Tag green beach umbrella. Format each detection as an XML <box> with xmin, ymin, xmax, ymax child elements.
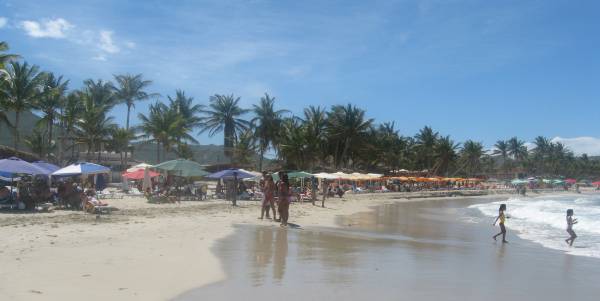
<box><xmin>510</xmin><ymin>179</ymin><xmax>529</xmax><ymax>185</ymax></box>
<box><xmin>154</xmin><ymin>159</ymin><xmax>209</xmax><ymax>177</ymax></box>
<box><xmin>271</xmin><ymin>171</ymin><xmax>314</xmax><ymax>182</ymax></box>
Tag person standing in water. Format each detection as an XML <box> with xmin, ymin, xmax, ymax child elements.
<box><xmin>493</xmin><ymin>204</ymin><xmax>509</xmax><ymax>243</ymax></box>
<box><xmin>277</xmin><ymin>171</ymin><xmax>290</xmax><ymax>227</ymax></box>
<box><xmin>565</xmin><ymin>209</ymin><xmax>578</xmax><ymax>246</ymax></box>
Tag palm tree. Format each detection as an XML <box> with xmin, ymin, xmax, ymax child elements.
<box><xmin>76</xmin><ymin>90</ymin><xmax>116</xmax><ymax>161</ymax></box>
<box><xmin>24</xmin><ymin>128</ymin><xmax>54</xmax><ymax>158</ymax></box>
<box><xmin>531</xmin><ymin>136</ymin><xmax>551</xmax><ymax>174</ymax></box>
<box><xmin>1</xmin><ymin>61</ymin><xmax>45</xmax><ymax>152</ymax></box>
<box><xmin>251</xmin><ymin>93</ymin><xmax>288</xmax><ymax>171</ymax></box>
<box><xmin>106</xmin><ymin>127</ymin><xmax>136</xmax><ymax>170</ymax></box>
<box><xmin>279</xmin><ymin>117</ymin><xmax>310</xmax><ymax>170</ymax></box>
<box><xmin>507</xmin><ymin>137</ymin><xmax>528</xmax><ymax>164</ymax></box>
<box><xmin>113</xmin><ymin>74</ymin><xmax>156</xmax><ymax>130</ymax></box>
<box><xmin>460</xmin><ymin>140</ymin><xmax>484</xmax><ymax>177</ymax></box>
<box><xmin>414</xmin><ymin>126</ymin><xmax>439</xmax><ymax>171</ymax></box>
<box><xmin>233</xmin><ymin>129</ymin><xmax>257</xmax><ymax>166</ymax></box>
<box><xmin>168</xmin><ymin>89</ymin><xmax>203</xmax><ymax>135</ymax></box>
<box><xmin>60</xmin><ymin>91</ymin><xmax>83</xmax><ymax>163</ymax></box>
<box><xmin>199</xmin><ymin>94</ymin><xmax>250</xmax><ymax>160</ymax></box>
<box><xmin>493</xmin><ymin>140</ymin><xmax>509</xmax><ymax>174</ymax></box>
<box><xmin>432</xmin><ymin>136</ymin><xmax>459</xmax><ymax>176</ymax></box>
<box><xmin>303</xmin><ymin>105</ymin><xmax>327</xmax><ymax>168</ymax></box>
<box><xmin>138</xmin><ymin>102</ymin><xmax>196</xmax><ymax>162</ymax></box>
<box><xmin>326</xmin><ymin>104</ymin><xmax>373</xmax><ymax>168</ymax></box>
<box><xmin>0</xmin><ymin>96</ymin><xmax>12</xmax><ymax>129</ymax></box>
<box><xmin>0</xmin><ymin>41</ymin><xmax>20</xmax><ymax>73</ymax></box>
<box><xmin>36</xmin><ymin>72</ymin><xmax>69</xmax><ymax>159</ymax></box>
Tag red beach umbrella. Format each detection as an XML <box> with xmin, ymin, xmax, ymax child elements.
<box><xmin>592</xmin><ymin>181</ymin><xmax>600</xmax><ymax>187</ymax></box>
<box><xmin>565</xmin><ymin>179</ymin><xmax>577</xmax><ymax>184</ymax></box>
<box><xmin>122</xmin><ymin>169</ymin><xmax>160</xmax><ymax>180</ymax></box>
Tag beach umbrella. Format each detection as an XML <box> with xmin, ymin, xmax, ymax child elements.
<box><xmin>592</xmin><ymin>181</ymin><xmax>600</xmax><ymax>187</ymax></box>
<box><xmin>154</xmin><ymin>159</ymin><xmax>209</xmax><ymax>177</ymax></box>
<box><xmin>313</xmin><ymin>172</ymin><xmax>338</xmax><ymax>180</ymax></box>
<box><xmin>122</xmin><ymin>168</ymin><xmax>160</xmax><ymax>180</ymax></box>
<box><xmin>565</xmin><ymin>179</ymin><xmax>577</xmax><ymax>184</ymax></box>
<box><xmin>127</xmin><ymin>163</ymin><xmax>154</xmax><ymax>172</ymax></box>
<box><xmin>511</xmin><ymin>179</ymin><xmax>529</xmax><ymax>185</ymax></box>
<box><xmin>32</xmin><ymin>161</ymin><xmax>60</xmax><ymax>173</ymax></box>
<box><xmin>271</xmin><ymin>171</ymin><xmax>314</xmax><ymax>182</ymax></box>
<box><xmin>552</xmin><ymin>179</ymin><xmax>565</xmax><ymax>185</ymax></box>
<box><xmin>52</xmin><ymin>162</ymin><xmax>110</xmax><ymax>176</ymax></box>
<box><xmin>0</xmin><ymin>157</ymin><xmax>50</xmax><ymax>176</ymax></box>
<box><xmin>206</xmin><ymin>168</ymin><xmax>256</xmax><ymax>179</ymax></box>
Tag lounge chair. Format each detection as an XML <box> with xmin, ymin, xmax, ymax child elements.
<box><xmin>84</xmin><ymin>201</ymin><xmax>114</xmax><ymax>214</ymax></box>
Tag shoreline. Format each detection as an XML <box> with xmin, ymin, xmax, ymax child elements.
<box><xmin>0</xmin><ymin>190</ymin><xmax>591</xmax><ymax>300</ymax></box>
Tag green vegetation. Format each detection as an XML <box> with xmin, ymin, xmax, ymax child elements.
<box><xmin>1</xmin><ymin>40</ymin><xmax>599</xmax><ymax>179</ymax></box>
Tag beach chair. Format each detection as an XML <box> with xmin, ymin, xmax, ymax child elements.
<box><xmin>84</xmin><ymin>200</ymin><xmax>115</xmax><ymax>214</ymax></box>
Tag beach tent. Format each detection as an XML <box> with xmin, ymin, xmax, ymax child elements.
<box><xmin>52</xmin><ymin>162</ymin><xmax>110</xmax><ymax>176</ymax></box>
<box><xmin>0</xmin><ymin>157</ymin><xmax>50</xmax><ymax>176</ymax></box>
<box><xmin>206</xmin><ymin>168</ymin><xmax>256</xmax><ymax>179</ymax></box>
<box><xmin>127</xmin><ymin>163</ymin><xmax>154</xmax><ymax>172</ymax></box>
<box><xmin>154</xmin><ymin>159</ymin><xmax>209</xmax><ymax>177</ymax></box>
<box><xmin>122</xmin><ymin>168</ymin><xmax>160</xmax><ymax>180</ymax></box>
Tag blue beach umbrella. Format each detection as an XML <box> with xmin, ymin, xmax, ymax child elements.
<box><xmin>52</xmin><ymin>162</ymin><xmax>110</xmax><ymax>176</ymax></box>
<box><xmin>0</xmin><ymin>157</ymin><xmax>49</xmax><ymax>176</ymax></box>
<box><xmin>206</xmin><ymin>168</ymin><xmax>256</xmax><ymax>179</ymax></box>
<box><xmin>32</xmin><ymin>161</ymin><xmax>60</xmax><ymax>173</ymax></box>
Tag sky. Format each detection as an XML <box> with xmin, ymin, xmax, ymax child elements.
<box><xmin>1</xmin><ymin>0</ymin><xmax>599</xmax><ymax>154</ymax></box>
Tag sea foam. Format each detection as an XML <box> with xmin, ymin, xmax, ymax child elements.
<box><xmin>470</xmin><ymin>194</ymin><xmax>600</xmax><ymax>258</ymax></box>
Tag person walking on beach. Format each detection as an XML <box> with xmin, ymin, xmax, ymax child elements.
<box><xmin>277</xmin><ymin>171</ymin><xmax>290</xmax><ymax>227</ymax></box>
<box><xmin>565</xmin><ymin>209</ymin><xmax>578</xmax><ymax>246</ymax></box>
<box><xmin>493</xmin><ymin>204</ymin><xmax>509</xmax><ymax>243</ymax></box>
<box><xmin>261</xmin><ymin>174</ymin><xmax>277</xmax><ymax>220</ymax></box>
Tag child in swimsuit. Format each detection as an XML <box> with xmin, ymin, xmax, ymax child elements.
<box><xmin>493</xmin><ymin>204</ymin><xmax>508</xmax><ymax>243</ymax></box>
<box><xmin>565</xmin><ymin>209</ymin><xmax>578</xmax><ymax>246</ymax></box>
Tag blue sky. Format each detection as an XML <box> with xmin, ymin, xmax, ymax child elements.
<box><xmin>1</xmin><ymin>0</ymin><xmax>599</xmax><ymax>154</ymax></box>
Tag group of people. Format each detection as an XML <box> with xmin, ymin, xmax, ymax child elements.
<box><xmin>492</xmin><ymin>204</ymin><xmax>579</xmax><ymax>246</ymax></box>
<box><xmin>259</xmin><ymin>171</ymin><xmax>291</xmax><ymax>227</ymax></box>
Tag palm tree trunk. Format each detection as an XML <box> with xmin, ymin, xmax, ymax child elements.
<box><xmin>47</xmin><ymin>115</ymin><xmax>53</xmax><ymax>160</ymax></box>
<box><xmin>13</xmin><ymin>111</ymin><xmax>20</xmax><ymax>153</ymax></box>
<box><xmin>126</xmin><ymin>104</ymin><xmax>131</xmax><ymax>130</ymax></box>
<box><xmin>259</xmin><ymin>147</ymin><xmax>264</xmax><ymax>171</ymax></box>
<box><xmin>156</xmin><ymin>142</ymin><xmax>160</xmax><ymax>163</ymax></box>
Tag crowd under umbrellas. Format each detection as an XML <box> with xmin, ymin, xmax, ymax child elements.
<box><xmin>3</xmin><ymin>153</ymin><xmax>591</xmax><ymax>218</ymax></box>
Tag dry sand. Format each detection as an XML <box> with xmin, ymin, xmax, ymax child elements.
<box><xmin>0</xmin><ymin>193</ymin><xmax>397</xmax><ymax>300</ymax></box>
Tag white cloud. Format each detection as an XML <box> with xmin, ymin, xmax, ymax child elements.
<box><xmin>0</xmin><ymin>17</ymin><xmax>7</xmax><ymax>28</ymax></box>
<box><xmin>125</xmin><ymin>41</ymin><xmax>136</xmax><ymax>49</ymax></box>
<box><xmin>92</xmin><ymin>54</ymin><xmax>107</xmax><ymax>61</ymax></box>
<box><xmin>21</xmin><ymin>18</ymin><xmax>73</xmax><ymax>38</ymax></box>
<box><xmin>98</xmin><ymin>30</ymin><xmax>120</xmax><ymax>54</ymax></box>
<box><xmin>551</xmin><ymin>137</ymin><xmax>600</xmax><ymax>156</ymax></box>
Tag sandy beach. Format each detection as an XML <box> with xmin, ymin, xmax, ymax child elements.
<box><xmin>0</xmin><ymin>193</ymin><xmax>396</xmax><ymax>300</ymax></box>
<box><xmin>1</xmin><ymin>190</ymin><xmax>598</xmax><ymax>300</ymax></box>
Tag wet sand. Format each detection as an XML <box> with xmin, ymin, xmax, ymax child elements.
<box><xmin>176</xmin><ymin>197</ymin><xmax>600</xmax><ymax>300</ymax></box>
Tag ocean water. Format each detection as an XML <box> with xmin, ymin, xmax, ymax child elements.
<box><xmin>470</xmin><ymin>194</ymin><xmax>600</xmax><ymax>258</ymax></box>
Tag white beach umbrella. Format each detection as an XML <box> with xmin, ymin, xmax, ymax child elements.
<box><xmin>313</xmin><ymin>172</ymin><xmax>338</xmax><ymax>179</ymax></box>
<box><xmin>127</xmin><ymin>163</ymin><xmax>154</xmax><ymax>172</ymax></box>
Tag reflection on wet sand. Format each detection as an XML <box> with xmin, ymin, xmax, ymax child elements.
<box><xmin>176</xmin><ymin>198</ymin><xmax>600</xmax><ymax>301</ymax></box>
